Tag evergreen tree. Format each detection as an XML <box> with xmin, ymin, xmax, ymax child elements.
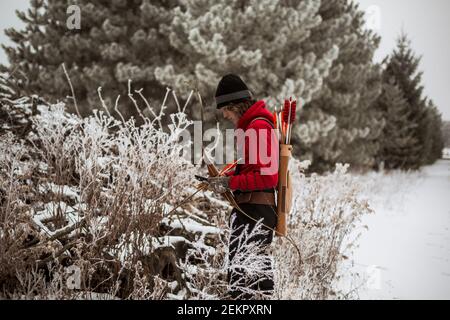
<box><xmin>1</xmin><ymin>0</ymin><xmax>179</xmax><ymax>118</ymax></box>
<box><xmin>294</xmin><ymin>0</ymin><xmax>384</xmax><ymax>172</ymax></box>
<box><xmin>422</xmin><ymin>100</ymin><xmax>444</xmax><ymax>164</ymax></box>
<box><xmin>381</xmin><ymin>33</ymin><xmax>429</xmax><ymax>168</ymax></box>
<box><xmin>442</xmin><ymin>121</ymin><xmax>450</xmax><ymax>148</ymax></box>
<box><xmin>1</xmin><ymin>0</ymin><xmax>49</xmax><ymax>98</ymax></box>
<box><xmin>376</xmin><ymin>80</ymin><xmax>420</xmax><ymax>170</ymax></box>
<box><xmin>158</xmin><ymin>0</ymin><xmax>339</xmax><ymax>122</ymax></box>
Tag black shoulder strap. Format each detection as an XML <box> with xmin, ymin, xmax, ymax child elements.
<box><xmin>250</xmin><ymin>117</ymin><xmax>275</xmax><ymax>129</ymax></box>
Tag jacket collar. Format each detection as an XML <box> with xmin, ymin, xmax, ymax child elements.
<box><xmin>237</xmin><ymin>100</ymin><xmax>272</xmax><ymax>130</ymax></box>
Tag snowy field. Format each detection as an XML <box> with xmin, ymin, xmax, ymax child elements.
<box><xmin>443</xmin><ymin>148</ymin><xmax>450</xmax><ymax>160</ymax></box>
<box><xmin>350</xmin><ymin>159</ymin><xmax>450</xmax><ymax>299</ymax></box>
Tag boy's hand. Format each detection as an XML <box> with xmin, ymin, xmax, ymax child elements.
<box><xmin>207</xmin><ymin>176</ymin><xmax>231</xmax><ymax>194</ymax></box>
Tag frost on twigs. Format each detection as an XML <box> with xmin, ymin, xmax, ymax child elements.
<box><xmin>1</xmin><ymin>95</ymin><xmax>372</xmax><ymax>300</ymax></box>
<box><xmin>178</xmin><ymin>215</ymin><xmax>275</xmax><ymax>300</ymax></box>
<box><xmin>273</xmin><ymin>161</ymin><xmax>372</xmax><ymax>299</ymax></box>
<box><xmin>0</xmin><ymin>95</ymin><xmax>206</xmax><ymax>299</ymax></box>
<box><xmin>178</xmin><ymin>160</ymin><xmax>372</xmax><ymax>300</ymax></box>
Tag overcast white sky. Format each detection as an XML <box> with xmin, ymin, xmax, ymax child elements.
<box><xmin>356</xmin><ymin>0</ymin><xmax>450</xmax><ymax>120</ymax></box>
<box><xmin>1</xmin><ymin>0</ymin><xmax>449</xmax><ymax>120</ymax></box>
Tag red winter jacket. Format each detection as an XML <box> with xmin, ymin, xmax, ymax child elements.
<box><xmin>226</xmin><ymin>100</ymin><xmax>279</xmax><ymax>192</ymax></box>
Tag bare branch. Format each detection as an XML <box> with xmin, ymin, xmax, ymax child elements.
<box><xmin>61</xmin><ymin>63</ymin><xmax>81</xmax><ymax>118</ymax></box>
<box><xmin>97</xmin><ymin>87</ymin><xmax>112</xmax><ymax>117</ymax></box>
<box><xmin>127</xmin><ymin>79</ymin><xmax>149</xmax><ymax>124</ymax></box>
<box><xmin>183</xmin><ymin>90</ymin><xmax>194</xmax><ymax>114</ymax></box>
<box><xmin>172</xmin><ymin>90</ymin><xmax>182</xmax><ymax>113</ymax></box>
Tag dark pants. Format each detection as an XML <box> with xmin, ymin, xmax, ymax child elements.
<box><xmin>227</xmin><ymin>203</ymin><xmax>278</xmax><ymax>299</ymax></box>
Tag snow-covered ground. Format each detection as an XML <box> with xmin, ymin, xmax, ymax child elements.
<box><xmin>443</xmin><ymin>148</ymin><xmax>450</xmax><ymax>160</ymax></box>
<box><xmin>352</xmin><ymin>160</ymin><xmax>450</xmax><ymax>299</ymax></box>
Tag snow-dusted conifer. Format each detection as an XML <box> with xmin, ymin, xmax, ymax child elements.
<box><xmin>376</xmin><ymin>81</ymin><xmax>419</xmax><ymax>169</ymax></box>
<box><xmin>380</xmin><ymin>33</ymin><xmax>443</xmax><ymax>169</ymax></box>
<box><xmin>295</xmin><ymin>0</ymin><xmax>383</xmax><ymax>172</ymax></box>
<box><xmin>1</xmin><ymin>0</ymin><xmax>179</xmax><ymax>118</ymax></box>
<box><xmin>159</xmin><ymin>0</ymin><xmax>339</xmax><ymax>120</ymax></box>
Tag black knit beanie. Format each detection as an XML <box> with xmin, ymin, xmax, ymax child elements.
<box><xmin>215</xmin><ymin>74</ymin><xmax>253</xmax><ymax>109</ymax></box>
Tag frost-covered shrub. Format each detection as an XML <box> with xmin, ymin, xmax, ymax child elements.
<box><xmin>0</xmin><ymin>96</ymin><xmax>202</xmax><ymax>299</ymax></box>
<box><xmin>1</xmin><ymin>96</ymin><xmax>372</xmax><ymax>300</ymax></box>
<box><xmin>178</xmin><ymin>216</ymin><xmax>276</xmax><ymax>300</ymax></box>
<box><xmin>273</xmin><ymin>161</ymin><xmax>372</xmax><ymax>299</ymax></box>
<box><xmin>32</xmin><ymin>102</ymin><xmax>80</xmax><ymax>186</ymax></box>
<box><xmin>176</xmin><ymin>161</ymin><xmax>372</xmax><ymax>300</ymax></box>
<box><xmin>0</xmin><ymin>133</ymin><xmax>45</xmax><ymax>296</ymax></box>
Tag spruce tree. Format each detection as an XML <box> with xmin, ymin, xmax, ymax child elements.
<box><xmin>422</xmin><ymin>100</ymin><xmax>444</xmax><ymax>164</ymax></box>
<box><xmin>376</xmin><ymin>80</ymin><xmax>420</xmax><ymax>170</ymax></box>
<box><xmin>442</xmin><ymin>121</ymin><xmax>450</xmax><ymax>149</ymax></box>
<box><xmin>1</xmin><ymin>0</ymin><xmax>50</xmax><ymax>98</ymax></box>
<box><xmin>381</xmin><ymin>33</ymin><xmax>429</xmax><ymax>168</ymax></box>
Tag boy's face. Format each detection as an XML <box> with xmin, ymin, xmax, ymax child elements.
<box><xmin>222</xmin><ymin>108</ymin><xmax>240</xmax><ymax>126</ymax></box>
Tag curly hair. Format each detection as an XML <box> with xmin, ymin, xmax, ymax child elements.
<box><xmin>222</xmin><ymin>99</ymin><xmax>256</xmax><ymax>118</ymax></box>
